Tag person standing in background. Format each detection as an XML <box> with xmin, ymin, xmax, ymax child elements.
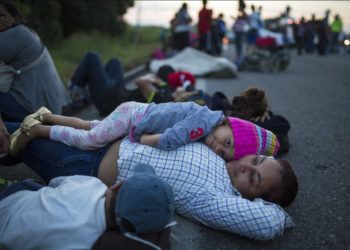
<box><xmin>173</xmin><ymin>3</ymin><xmax>192</xmax><ymax>51</ymax></box>
<box><xmin>232</xmin><ymin>10</ymin><xmax>248</xmax><ymax>68</ymax></box>
<box><xmin>330</xmin><ymin>14</ymin><xmax>343</xmax><ymax>53</ymax></box>
<box><xmin>304</xmin><ymin>14</ymin><xmax>317</xmax><ymax>54</ymax></box>
<box><xmin>198</xmin><ymin>0</ymin><xmax>212</xmax><ymax>53</ymax></box>
<box><xmin>246</xmin><ymin>5</ymin><xmax>260</xmax><ymax>54</ymax></box>
<box><xmin>212</xmin><ymin>13</ymin><xmax>226</xmax><ymax>55</ymax></box>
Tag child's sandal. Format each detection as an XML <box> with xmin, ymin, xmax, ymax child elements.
<box><xmin>9</xmin><ymin>116</ymin><xmax>41</xmax><ymax>156</ymax></box>
<box><xmin>27</xmin><ymin>106</ymin><xmax>51</xmax><ymax>123</ymax></box>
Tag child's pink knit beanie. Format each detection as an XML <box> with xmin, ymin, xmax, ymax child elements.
<box><xmin>228</xmin><ymin>117</ymin><xmax>280</xmax><ymax>160</ymax></box>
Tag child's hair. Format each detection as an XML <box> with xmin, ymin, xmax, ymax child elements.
<box><xmin>261</xmin><ymin>159</ymin><xmax>298</xmax><ymax>208</ymax></box>
<box><xmin>231</xmin><ymin>87</ymin><xmax>268</xmax><ymax>120</ymax></box>
<box><xmin>156</xmin><ymin>65</ymin><xmax>175</xmax><ymax>83</ymax></box>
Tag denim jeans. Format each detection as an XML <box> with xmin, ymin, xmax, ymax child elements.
<box><xmin>3</xmin><ymin>122</ymin><xmax>110</xmax><ymax>184</ymax></box>
<box><xmin>0</xmin><ymin>92</ymin><xmax>30</xmax><ymax>122</ymax></box>
<box><xmin>0</xmin><ymin>179</ymin><xmax>44</xmax><ymax>202</ymax></box>
<box><xmin>70</xmin><ymin>52</ymin><xmax>125</xmax><ymax>111</ymax></box>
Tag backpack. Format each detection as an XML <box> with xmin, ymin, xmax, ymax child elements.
<box><xmin>255</xmin><ymin>113</ymin><xmax>291</xmax><ymax>157</ymax></box>
<box><xmin>208</xmin><ymin>91</ymin><xmax>291</xmax><ymax>157</ymax></box>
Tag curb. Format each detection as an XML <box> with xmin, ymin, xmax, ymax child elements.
<box><xmin>124</xmin><ymin>64</ymin><xmax>147</xmax><ymax>83</ymax></box>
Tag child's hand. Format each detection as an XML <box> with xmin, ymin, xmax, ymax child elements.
<box><xmin>140</xmin><ymin>134</ymin><xmax>161</xmax><ymax>147</ymax></box>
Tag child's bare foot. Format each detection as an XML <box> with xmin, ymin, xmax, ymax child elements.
<box><xmin>9</xmin><ymin>117</ymin><xmax>41</xmax><ymax>156</ymax></box>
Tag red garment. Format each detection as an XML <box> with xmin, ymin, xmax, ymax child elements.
<box><xmin>167</xmin><ymin>71</ymin><xmax>196</xmax><ymax>90</ymax></box>
<box><xmin>255</xmin><ymin>37</ymin><xmax>276</xmax><ymax>48</ymax></box>
<box><xmin>198</xmin><ymin>7</ymin><xmax>212</xmax><ymax>35</ymax></box>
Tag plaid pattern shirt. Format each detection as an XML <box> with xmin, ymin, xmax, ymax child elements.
<box><xmin>117</xmin><ymin>139</ymin><xmax>294</xmax><ymax>240</ymax></box>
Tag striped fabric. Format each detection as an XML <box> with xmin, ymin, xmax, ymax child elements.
<box><xmin>229</xmin><ymin>117</ymin><xmax>280</xmax><ymax>160</ymax></box>
<box><xmin>117</xmin><ymin>138</ymin><xmax>294</xmax><ymax>240</ymax></box>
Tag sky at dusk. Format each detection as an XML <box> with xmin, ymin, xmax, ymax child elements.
<box><xmin>125</xmin><ymin>1</ymin><xmax>350</xmax><ymax>33</ymax></box>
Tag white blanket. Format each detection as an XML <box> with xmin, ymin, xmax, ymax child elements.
<box><xmin>149</xmin><ymin>47</ymin><xmax>238</xmax><ymax>78</ymax></box>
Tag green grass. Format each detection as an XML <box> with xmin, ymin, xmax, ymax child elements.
<box><xmin>48</xmin><ymin>26</ymin><xmax>164</xmax><ymax>85</ymax></box>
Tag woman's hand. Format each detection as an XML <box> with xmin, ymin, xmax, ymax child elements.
<box><xmin>250</xmin><ymin>111</ymin><xmax>271</xmax><ymax>123</ymax></box>
<box><xmin>140</xmin><ymin>134</ymin><xmax>161</xmax><ymax>147</ymax></box>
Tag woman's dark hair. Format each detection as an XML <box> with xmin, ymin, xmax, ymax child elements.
<box><xmin>231</xmin><ymin>87</ymin><xmax>268</xmax><ymax>119</ymax></box>
<box><xmin>156</xmin><ymin>65</ymin><xmax>175</xmax><ymax>83</ymax></box>
<box><xmin>0</xmin><ymin>0</ymin><xmax>25</xmax><ymax>24</ymax></box>
<box><xmin>243</xmin><ymin>88</ymin><xmax>268</xmax><ymax>117</ymax></box>
<box><xmin>261</xmin><ymin>159</ymin><xmax>298</xmax><ymax>208</ymax></box>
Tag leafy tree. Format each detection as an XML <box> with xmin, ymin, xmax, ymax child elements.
<box><xmin>16</xmin><ymin>0</ymin><xmax>134</xmax><ymax>45</ymax></box>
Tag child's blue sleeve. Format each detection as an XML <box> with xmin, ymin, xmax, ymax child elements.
<box><xmin>157</xmin><ymin>106</ymin><xmax>224</xmax><ymax>150</ymax></box>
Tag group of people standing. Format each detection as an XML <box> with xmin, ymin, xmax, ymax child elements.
<box><xmin>170</xmin><ymin>0</ymin><xmax>227</xmax><ymax>56</ymax></box>
<box><xmin>293</xmin><ymin>10</ymin><xmax>344</xmax><ymax>55</ymax></box>
<box><xmin>1</xmin><ymin>1</ymin><xmax>299</xmax><ymax>249</ymax></box>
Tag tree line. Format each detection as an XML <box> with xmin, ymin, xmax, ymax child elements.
<box><xmin>15</xmin><ymin>0</ymin><xmax>134</xmax><ymax>45</ymax></box>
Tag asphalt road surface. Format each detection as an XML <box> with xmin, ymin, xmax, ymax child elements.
<box><xmin>1</xmin><ymin>48</ymin><xmax>349</xmax><ymax>249</ymax></box>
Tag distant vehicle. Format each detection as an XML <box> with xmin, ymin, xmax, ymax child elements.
<box><xmin>343</xmin><ymin>34</ymin><xmax>350</xmax><ymax>53</ymax></box>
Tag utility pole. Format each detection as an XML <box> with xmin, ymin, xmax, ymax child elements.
<box><xmin>134</xmin><ymin>1</ymin><xmax>142</xmax><ymax>44</ymax></box>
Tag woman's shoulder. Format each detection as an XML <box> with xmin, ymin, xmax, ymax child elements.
<box><xmin>0</xmin><ymin>24</ymin><xmax>40</xmax><ymax>47</ymax></box>
<box><xmin>1</xmin><ymin>24</ymin><xmax>25</xmax><ymax>34</ymax></box>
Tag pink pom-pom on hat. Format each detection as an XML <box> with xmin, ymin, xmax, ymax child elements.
<box><xmin>228</xmin><ymin>117</ymin><xmax>280</xmax><ymax>160</ymax></box>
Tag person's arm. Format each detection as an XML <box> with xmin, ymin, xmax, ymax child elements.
<box><xmin>180</xmin><ymin>193</ymin><xmax>294</xmax><ymax>240</ymax></box>
<box><xmin>157</xmin><ymin>104</ymin><xmax>223</xmax><ymax>150</ymax></box>
<box><xmin>135</xmin><ymin>74</ymin><xmax>161</xmax><ymax>101</ymax></box>
<box><xmin>140</xmin><ymin>133</ymin><xmax>161</xmax><ymax>147</ymax></box>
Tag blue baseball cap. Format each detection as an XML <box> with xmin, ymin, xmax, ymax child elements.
<box><xmin>115</xmin><ymin>164</ymin><xmax>175</xmax><ymax>234</ymax></box>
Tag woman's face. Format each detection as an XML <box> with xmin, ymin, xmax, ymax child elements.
<box><xmin>226</xmin><ymin>155</ymin><xmax>282</xmax><ymax>200</ymax></box>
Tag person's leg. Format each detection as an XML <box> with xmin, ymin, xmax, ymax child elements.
<box><xmin>0</xmin><ymin>179</ymin><xmax>44</xmax><ymax>201</ymax></box>
<box><xmin>235</xmin><ymin>32</ymin><xmax>243</xmax><ymax>59</ymax></box>
<box><xmin>206</xmin><ymin>31</ymin><xmax>212</xmax><ymax>53</ymax></box>
<box><xmin>70</xmin><ymin>52</ymin><xmax>109</xmax><ymax>109</ymax></box>
<box><xmin>0</xmin><ymin>92</ymin><xmax>30</xmax><ymax>122</ymax></box>
<box><xmin>135</xmin><ymin>78</ymin><xmax>157</xmax><ymax>101</ymax></box>
<box><xmin>173</xmin><ymin>32</ymin><xmax>181</xmax><ymax>50</ymax></box>
<box><xmin>8</xmin><ymin>110</ymin><xmax>94</xmax><ymax>155</ymax></box>
<box><xmin>50</xmin><ymin>102</ymin><xmax>143</xmax><ymax>149</ymax></box>
<box><xmin>19</xmin><ymin>137</ymin><xmax>106</xmax><ymax>183</ymax></box>
<box><xmin>104</xmin><ymin>58</ymin><xmax>125</xmax><ymax>86</ymax></box>
<box><xmin>42</xmin><ymin>113</ymin><xmax>91</xmax><ymax>130</ymax></box>
<box><xmin>4</xmin><ymin>121</ymin><xmax>105</xmax><ymax>183</ymax></box>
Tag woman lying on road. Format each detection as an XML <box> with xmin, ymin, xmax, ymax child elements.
<box><xmin>1</xmin><ymin>121</ymin><xmax>298</xmax><ymax>241</ymax></box>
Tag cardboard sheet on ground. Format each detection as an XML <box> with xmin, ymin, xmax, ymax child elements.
<box><xmin>149</xmin><ymin>47</ymin><xmax>238</xmax><ymax>78</ymax></box>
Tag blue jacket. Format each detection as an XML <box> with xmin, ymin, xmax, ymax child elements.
<box><xmin>133</xmin><ymin>102</ymin><xmax>224</xmax><ymax>150</ymax></box>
